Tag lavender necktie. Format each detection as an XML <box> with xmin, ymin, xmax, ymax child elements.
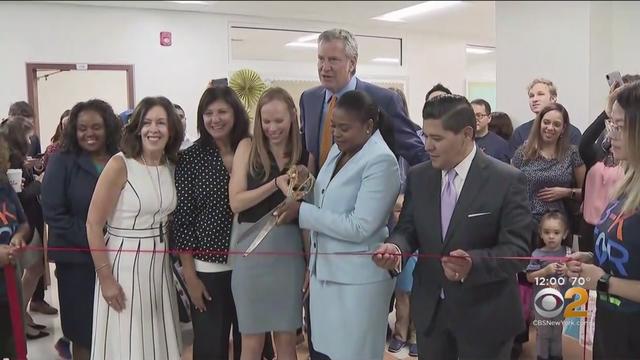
<box><xmin>441</xmin><ymin>169</ymin><xmax>458</xmax><ymax>241</ymax></box>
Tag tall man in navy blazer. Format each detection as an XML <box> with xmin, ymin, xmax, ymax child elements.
<box><xmin>373</xmin><ymin>95</ymin><xmax>533</xmax><ymax>359</ymax></box>
<box><xmin>300</xmin><ymin>28</ymin><xmax>428</xmax><ymax>169</ymax></box>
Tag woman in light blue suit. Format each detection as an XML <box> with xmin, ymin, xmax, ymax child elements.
<box><xmin>276</xmin><ymin>91</ymin><xmax>400</xmax><ymax>359</ymax></box>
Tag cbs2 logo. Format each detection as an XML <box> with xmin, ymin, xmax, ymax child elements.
<box><xmin>534</xmin><ymin>287</ymin><xmax>589</xmax><ymax>318</ymax></box>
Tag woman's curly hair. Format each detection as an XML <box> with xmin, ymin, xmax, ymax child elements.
<box><xmin>61</xmin><ymin>99</ymin><xmax>122</xmax><ymax>155</ymax></box>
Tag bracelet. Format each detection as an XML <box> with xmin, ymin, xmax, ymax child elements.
<box><xmin>273</xmin><ymin>178</ymin><xmax>278</xmax><ymax>189</ymax></box>
<box><xmin>95</xmin><ymin>263</ymin><xmax>110</xmax><ymax>272</ymax></box>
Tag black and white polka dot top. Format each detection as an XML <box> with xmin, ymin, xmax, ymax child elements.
<box><xmin>173</xmin><ymin>140</ymin><xmax>233</xmax><ymax>263</ymax></box>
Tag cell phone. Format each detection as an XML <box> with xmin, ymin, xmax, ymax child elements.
<box><xmin>210</xmin><ymin>78</ymin><xmax>228</xmax><ymax>87</ymax></box>
<box><xmin>606</xmin><ymin>71</ymin><xmax>623</xmax><ymax>87</ymax></box>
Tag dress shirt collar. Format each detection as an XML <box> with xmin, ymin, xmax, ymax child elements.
<box><xmin>441</xmin><ymin>144</ymin><xmax>477</xmax><ymax>184</ymax></box>
<box><xmin>324</xmin><ymin>76</ymin><xmax>358</xmax><ymax>104</ymax></box>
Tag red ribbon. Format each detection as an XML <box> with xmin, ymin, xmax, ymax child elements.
<box><xmin>4</xmin><ymin>264</ymin><xmax>27</xmax><ymax>360</ymax></box>
<box><xmin>17</xmin><ymin>245</ymin><xmax>571</xmax><ymax>262</ymax></box>
<box><xmin>8</xmin><ymin>245</ymin><xmax>590</xmax><ymax>359</ymax></box>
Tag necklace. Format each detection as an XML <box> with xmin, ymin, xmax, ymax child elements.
<box><xmin>539</xmin><ymin>148</ymin><xmax>556</xmax><ymax>159</ymax></box>
<box><xmin>141</xmin><ymin>154</ymin><xmax>165</xmax><ymax>242</ymax></box>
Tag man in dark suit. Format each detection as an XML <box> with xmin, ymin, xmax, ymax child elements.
<box><xmin>373</xmin><ymin>95</ymin><xmax>533</xmax><ymax>359</ymax></box>
<box><xmin>299</xmin><ymin>28</ymin><xmax>427</xmax><ymax>360</ymax></box>
<box><xmin>299</xmin><ymin>28</ymin><xmax>427</xmax><ymax>169</ymax></box>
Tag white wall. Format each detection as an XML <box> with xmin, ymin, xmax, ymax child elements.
<box><xmin>496</xmin><ymin>1</ymin><xmax>591</xmax><ymax>130</ymax></box>
<box><xmin>497</xmin><ymin>1</ymin><xmax>640</xmax><ymax>131</ymax></box>
<box><xmin>404</xmin><ymin>32</ymin><xmax>466</xmax><ymax>124</ymax></box>
<box><xmin>0</xmin><ymin>2</ymin><xmax>228</xmax><ymax>141</ymax></box>
<box><xmin>588</xmin><ymin>1</ymin><xmax>613</xmax><ymax>121</ymax></box>
<box><xmin>6</xmin><ymin>2</ymin><xmax>639</xmax><ymax>139</ymax></box>
<box><xmin>0</xmin><ymin>2</ymin><xmax>470</xmax><ymax>136</ymax></box>
<box><xmin>612</xmin><ymin>1</ymin><xmax>640</xmax><ymax>76</ymax></box>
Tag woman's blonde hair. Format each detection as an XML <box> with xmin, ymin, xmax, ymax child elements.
<box><xmin>522</xmin><ymin>103</ymin><xmax>571</xmax><ymax>161</ymax></box>
<box><xmin>612</xmin><ymin>82</ymin><xmax>640</xmax><ymax>214</ymax></box>
<box><xmin>249</xmin><ymin>87</ymin><xmax>302</xmax><ymax>181</ymax></box>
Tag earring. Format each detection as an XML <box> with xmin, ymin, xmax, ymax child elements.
<box><xmin>366</xmin><ymin>130</ymin><xmax>371</xmax><ymax>134</ymax></box>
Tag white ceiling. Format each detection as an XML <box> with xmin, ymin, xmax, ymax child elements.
<box><xmin>46</xmin><ymin>1</ymin><xmax>495</xmax><ymax>43</ymax></box>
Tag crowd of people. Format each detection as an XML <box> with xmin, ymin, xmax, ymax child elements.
<box><xmin>0</xmin><ymin>27</ymin><xmax>639</xmax><ymax>360</ymax></box>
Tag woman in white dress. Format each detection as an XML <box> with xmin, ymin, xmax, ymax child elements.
<box><xmin>87</xmin><ymin>96</ymin><xmax>185</xmax><ymax>359</ymax></box>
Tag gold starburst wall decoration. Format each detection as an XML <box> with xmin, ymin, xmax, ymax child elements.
<box><xmin>229</xmin><ymin>69</ymin><xmax>268</xmax><ymax>122</ymax></box>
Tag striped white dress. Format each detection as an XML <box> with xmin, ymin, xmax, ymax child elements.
<box><xmin>91</xmin><ymin>153</ymin><xmax>181</xmax><ymax>360</ymax></box>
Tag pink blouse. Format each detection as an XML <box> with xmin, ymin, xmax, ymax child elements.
<box><xmin>582</xmin><ymin>162</ymin><xmax>623</xmax><ymax>225</ymax></box>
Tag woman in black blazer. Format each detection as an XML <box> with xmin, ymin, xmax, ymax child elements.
<box><xmin>41</xmin><ymin>99</ymin><xmax>121</xmax><ymax>360</ymax></box>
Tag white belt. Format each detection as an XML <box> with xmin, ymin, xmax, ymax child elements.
<box><xmin>106</xmin><ymin>225</ymin><xmax>167</xmax><ymax>240</ymax></box>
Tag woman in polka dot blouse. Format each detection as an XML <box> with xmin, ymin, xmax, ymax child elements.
<box><xmin>173</xmin><ymin>86</ymin><xmax>250</xmax><ymax>359</ymax></box>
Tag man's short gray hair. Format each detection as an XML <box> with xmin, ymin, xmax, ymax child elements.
<box><xmin>318</xmin><ymin>28</ymin><xmax>359</xmax><ymax>63</ymax></box>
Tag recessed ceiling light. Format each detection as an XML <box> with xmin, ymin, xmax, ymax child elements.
<box><xmin>170</xmin><ymin>1</ymin><xmax>210</xmax><ymax>5</ymax></box>
<box><xmin>296</xmin><ymin>33</ymin><xmax>320</xmax><ymax>43</ymax></box>
<box><xmin>372</xmin><ymin>1</ymin><xmax>462</xmax><ymax>22</ymax></box>
<box><xmin>285</xmin><ymin>42</ymin><xmax>318</xmax><ymax>49</ymax></box>
<box><xmin>466</xmin><ymin>45</ymin><xmax>494</xmax><ymax>54</ymax></box>
<box><xmin>372</xmin><ymin>58</ymin><xmax>400</xmax><ymax>63</ymax></box>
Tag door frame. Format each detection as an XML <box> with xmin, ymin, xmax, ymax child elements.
<box><xmin>26</xmin><ymin>63</ymin><xmax>135</xmax><ymax>135</ymax></box>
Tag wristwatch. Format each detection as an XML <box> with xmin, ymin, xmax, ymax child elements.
<box><xmin>597</xmin><ymin>273</ymin><xmax>612</xmax><ymax>293</ymax></box>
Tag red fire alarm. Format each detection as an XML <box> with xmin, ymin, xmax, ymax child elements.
<box><xmin>160</xmin><ymin>31</ymin><xmax>172</xmax><ymax>46</ymax></box>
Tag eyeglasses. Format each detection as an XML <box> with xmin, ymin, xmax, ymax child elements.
<box><xmin>605</xmin><ymin>119</ymin><xmax>624</xmax><ymax>139</ymax></box>
<box><xmin>475</xmin><ymin>113</ymin><xmax>488</xmax><ymax>119</ymax></box>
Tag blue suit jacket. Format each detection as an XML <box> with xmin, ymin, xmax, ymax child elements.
<box><xmin>299</xmin><ymin>131</ymin><xmax>401</xmax><ymax>284</ymax></box>
<box><xmin>299</xmin><ymin>78</ymin><xmax>428</xmax><ymax>168</ymax></box>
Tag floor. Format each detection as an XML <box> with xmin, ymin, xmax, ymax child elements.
<box><xmin>26</xmin><ymin>264</ymin><xmax>592</xmax><ymax>360</ymax></box>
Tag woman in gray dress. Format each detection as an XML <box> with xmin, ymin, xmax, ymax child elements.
<box><xmin>229</xmin><ymin>87</ymin><xmax>315</xmax><ymax>360</ymax></box>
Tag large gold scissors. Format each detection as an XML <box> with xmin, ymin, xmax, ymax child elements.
<box><xmin>242</xmin><ymin>166</ymin><xmax>315</xmax><ymax>257</ymax></box>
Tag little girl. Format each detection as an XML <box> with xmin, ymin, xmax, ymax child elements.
<box><xmin>526</xmin><ymin>210</ymin><xmax>572</xmax><ymax>360</ymax></box>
